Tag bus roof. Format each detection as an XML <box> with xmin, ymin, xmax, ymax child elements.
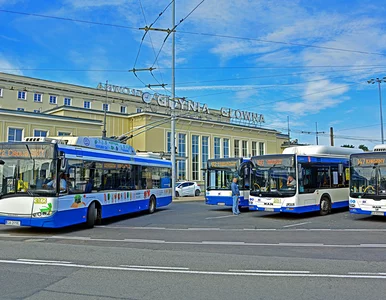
<box><xmin>373</xmin><ymin>144</ymin><xmax>386</xmax><ymax>152</ymax></box>
<box><xmin>283</xmin><ymin>145</ymin><xmax>363</xmax><ymax>156</ymax></box>
<box><xmin>24</xmin><ymin>136</ymin><xmax>136</xmax><ymax>155</ymax></box>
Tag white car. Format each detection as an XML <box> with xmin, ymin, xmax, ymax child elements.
<box><xmin>175</xmin><ymin>181</ymin><xmax>201</xmax><ymax>197</ymax></box>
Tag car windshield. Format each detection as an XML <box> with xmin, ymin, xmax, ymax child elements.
<box><xmin>0</xmin><ymin>143</ymin><xmax>57</xmax><ymax>198</ymax></box>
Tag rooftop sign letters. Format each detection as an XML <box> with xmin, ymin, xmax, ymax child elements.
<box><xmin>97</xmin><ymin>82</ymin><xmax>265</xmax><ymax>124</ymax></box>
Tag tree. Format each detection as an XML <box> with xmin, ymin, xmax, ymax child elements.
<box><xmin>358</xmin><ymin>144</ymin><xmax>369</xmax><ymax>151</ymax></box>
<box><xmin>341</xmin><ymin>144</ymin><xmax>355</xmax><ymax>148</ymax></box>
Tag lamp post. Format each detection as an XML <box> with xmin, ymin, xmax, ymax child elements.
<box><xmin>367</xmin><ymin>77</ymin><xmax>386</xmax><ymax>144</ymax></box>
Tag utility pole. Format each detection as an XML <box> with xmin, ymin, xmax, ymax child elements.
<box><xmin>330</xmin><ymin>127</ymin><xmax>334</xmax><ymax>146</ymax></box>
<box><xmin>102</xmin><ymin>80</ymin><xmax>108</xmax><ymax>138</ymax></box>
<box><xmin>171</xmin><ymin>0</ymin><xmax>176</xmax><ymax>197</ymax></box>
<box><xmin>287</xmin><ymin>116</ymin><xmax>290</xmax><ymax>146</ymax></box>
<box><xmin>368</xmin><ymin>77</ymin><xmax>386</xmax><ymax>144</ymax></box>
<box><xmin>301</xmin><ymin>122</ymin><xmax>325</xmax><ymax>145</ymax></box>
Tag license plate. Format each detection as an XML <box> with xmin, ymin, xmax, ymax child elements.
<box><xmin>5</xmin><ymin>220</ymin><xmax>21</xmax><ymax>226</ymax></box>
<box><xmin>371</xmin><ymin>211</ymin><xmax>384</xmax><ymax>216</ymax></box>
<box><xmin>218</xmin><ymin>203</ymin><xmax>225</xmax><ymax>206</ymax></box>
<box><xmin>265</xmin><ymin>208</ymin><xmax>274</xmax><ymax>212</ymax></box>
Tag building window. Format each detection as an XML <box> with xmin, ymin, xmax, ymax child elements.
<box><xmin>18</xmin><ymin>91</ymin><xmax>27</xmax><ymax>100</ymax></box>
<box><xmin>17</xmin><ymin>108</ymin><xmax>25</xmax><ymax>111</ymax></box>
<box><xmin>34</xmin><ymin>130</ymin><xmax>47</xmax><ymax>137</ymax></box>
<box><xmin>202</xmin><ymin>136</ymin><xmax>209</xmax><ymax>177</ymax></box>
<box><xmin>120</xmin><ymin>106</ymin><xmax>127</xmax><ymax>113</ymax></box>
<box><xmin>49</xmin><ymin>95</ymin><xmax>57</xmax><ymax>104</ymax></box>
<box><xmin>234</xmin><ymin>140</ymin><xmax>239</xmax><ymax>157</ymax></box>
<box><xmin>58</xmin><ymin>132</ymin><xmax>71</xmax><ymax>136</ymax></box>
<box><xmin>102</xmin><ymin>103</ymin><xmax>109</xmax><ymax>111</ymax></box>
<box><xmin>167</xmin><ymin>132</ymin><xmax>171</xmax><ymax>153</ymax></box>
<box><xmin>223</xmin><ymin>138</ymin><xmax>229</xmax><ymax>158</ymax></box>
<box><xmin>84</xmin><ymin>101</ymin><xmax>91</xmax><ymax>109</ymax></box>
<box><xmin>252</xmin><ymin>141</ymin><xmax>257</xmax><ymax>156</ymax></box>
<box><xmin>0</xmin><ymin>88</ymin><xmax>3</xmax><ymax>97</ymax></box>
<box><xmin>64</xmin><ymin>97</ymin><xmax>72</xmax><ymax>106</ymax></box>
<box><xmin>214</xmin><ymin>137</ymin><xmax>221</xmax><ymax>158</ymax></box>
<box><xmin>33</xmin><ymin>109</ymin><xmax>41</xmax><ymax>113</ymax></box>
<box><xmin>34</xmin><ymin>93</ymin><xmax>42</xmax><ymax>102</ymax></box>
<box><xmin>8</xmin><ymin>128</ymin><xmax>23</xmax><ymax>142</ymax></box>
<box><xmin>242</xmin><ymin>140</ymin><xmax>248</xmax><ymax>157</ymax></box>
<box><xmin>136</xmin><ymin>108</ymin><xmax>143</xmax><ymax>113</ymax></box>
<box><xmin>192</xmin><ymin>135</ymin><xmax>199</xmax><ymax>181</ymax></box>
<box><xmin>259</xmin><ymin>142</ymin><xmax>265</xmax><ymax>155</ymax></box>
<box><xmin>178</xmin><ymin>133</ymin><xmax>186</xmax><ymax>180</ymax></box>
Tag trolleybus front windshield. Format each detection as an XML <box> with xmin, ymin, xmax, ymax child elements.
<box><xmin>0</xmin><ymin>143</ymin><xmax>56</xmax><ymax>198</ymax></box>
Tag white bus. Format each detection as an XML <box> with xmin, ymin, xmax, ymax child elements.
<box><xmin>249</xmin><ymin>145</ymin><xmax>362</xmax><ymax>215</ymax></box>
<box><xmin>349</xmin><ymin>149</ymin><xmax>386</xmax><ymax>216</ymax></box>
<box><xmin>0</xmin><ymin>136</ymin><xmax>172</xmax><ymax>228</ymax></box>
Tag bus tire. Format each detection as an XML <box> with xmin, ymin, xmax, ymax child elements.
<box><xmin>148</xmin><ymin>195</ymin><xmax>156</xmax><ymax>214</ymax></box>
<box><xmin>319</xmin><ymin>197</ymin><xmax>331</xmax><ymax>216</ymax></box>
<box><xmin>85</xmin><ymin>202</ymin><xmax>97</xmax><ymax>228</ymax></box>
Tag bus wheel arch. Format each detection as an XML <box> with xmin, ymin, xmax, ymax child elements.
<box><xmin>148</xmin><ymin>195</ymin><xmax>157</xmax><ymax>214</ymax></box>
<box><xmin>85</xmin><ymin>200</ymin><xmax>101</xmax><ymax>228</ymax></box>
<box><xmin>319</xmin><ymin>194</ymin><xmax>331</xmax><ymax>216</ymax></box>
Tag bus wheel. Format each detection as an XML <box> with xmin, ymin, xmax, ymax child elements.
<box><xmin>148</xmin><ymin>195</ymin><xmax>156</xmax><ymax>214</ymax></box>
<box><xmin>319</xmin><ymin>197</ymin><xmax>331</xmax><ymax>216</ymax></box>
<box><xmin>85</xmin><ymin>202</ymin><xmax>97</xmax><ymax>228</ymax></box>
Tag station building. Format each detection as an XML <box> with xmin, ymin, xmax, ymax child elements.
<box><xmin>0</xmin><ymin>72</ymin><xmax>288</xmax><ymax>183</ymax></box>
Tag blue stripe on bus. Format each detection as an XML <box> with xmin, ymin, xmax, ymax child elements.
<box><xmin>205</xmin><ymin>196</ymin><xmax>249</xmax><ymax>207</ymax></box>
<box><xmin>59</xmin><ymin>147</ymin><xmax>172</xmax><ymax>167</ymax></box>
<box><xmin>297</xmin><ymin>156</ymin><xmax>349</xmax><ymax>164</ymax></box>
<box><xmin>0</xmin><ymin>196</ymin><xmax>172</xmax><ymax>228</ymax></box>
<box><xmin>349</xmin><ymin>208</ymin><xmax>385</xmax><ymax>216</ymax></box>
<box><xmin>249</xmin><ymin>201</ymin><xmax>349</xmax><ymax>214</ymax></box>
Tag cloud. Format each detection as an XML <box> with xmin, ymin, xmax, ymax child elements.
<box><xmin>0</xmin><ymin>55</ymin><xmax>23</xmax><ymax>75</ymax></box>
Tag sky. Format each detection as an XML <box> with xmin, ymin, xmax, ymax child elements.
<box><xmin>1</xmin><ymin>0</ymin><xmax>386</xmax><ymax>149</ymax></box>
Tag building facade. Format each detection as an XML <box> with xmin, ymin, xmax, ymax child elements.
<box><xmin>0</xmin><ymin>72</ymin><xmax>288</xmax><ymax>183</ymax></box>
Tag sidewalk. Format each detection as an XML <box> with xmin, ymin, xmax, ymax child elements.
<box><xmin>172</xmin><ymin>195</ymin><xmax>205</xmax><ymax>202</ymax></box>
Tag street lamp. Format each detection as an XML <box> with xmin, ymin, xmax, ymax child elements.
<box><xmin>367</xmin><ymin>77</ymin><xmax>386</xmax><ymax>144</ymax></box>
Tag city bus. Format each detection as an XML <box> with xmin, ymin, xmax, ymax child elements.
<box><xmin>249</xmin><ymin>146</ymin><xmax>362</xmax><ymax>215</ymax></box>
<box><xmin>349</xmin><ymin>146</ymin><xmax>386</xmax><ymax>216</ymax></box>
<box><xmin>205</xmin><ymin>157</ymin><xmax>252</xmax><ymax>210</ymax></box>
<box><xmin>0</xmin><ymin>136</ymin><xmax>172</xmax><ymax>228</ymax></box>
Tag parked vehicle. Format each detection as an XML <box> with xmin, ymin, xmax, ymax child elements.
<box><xmin>175</xmin><ymin>181</ymin><xmax>201</xmax><ymax>197</ymax></box>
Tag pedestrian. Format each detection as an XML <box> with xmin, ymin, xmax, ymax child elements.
<box><xmin>231</xmin><ymin>177</ymin><xmax>240</xmax><ymax>215</ymax></box>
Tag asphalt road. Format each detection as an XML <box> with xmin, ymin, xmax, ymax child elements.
<box><xmin>0</xmin><ymin>200</ymin><xmax>386</xmax><ymax>300</ymax></box>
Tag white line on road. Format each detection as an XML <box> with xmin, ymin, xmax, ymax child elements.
<box><xmin>348</xmin><ymin>272</ymin><xmax>386</xmax><ymax>275</ymax></box>
<box><xmin>1</xmin><ymin>259</ymin><xmax>386</xmax><ymax>280</ymax></box>
<box><xmin>17</xmin><ymin>259</ymin><xmax>73</xmax><ymax>264</ymax></box>
<box><xmin>121</xmin><ymin>265</ymin><xmax>190</xmax><ymax>270</ymax></box>
<box><xmin>229</xmin><ymin>269</ymin><xmax>311</xmax><ymax>274</ymax></box>
<box><xmin>205</xmin><ymin>215</ymin><xmax>237</xmax><ymax>220</ymax></box>
<box><xmin>283</xmin><ymin>222</ymin><xmax>311</xmax><ymax>228</ymax></box>
<box><xmin>2</xmin><ymin>235</ymin><xmax>386</xmax><ymax>248</ymax></box>
<box><xmin>92</xmin><ymin>226</ymin><xmax>386</xmax><ymax>232</ymax></box>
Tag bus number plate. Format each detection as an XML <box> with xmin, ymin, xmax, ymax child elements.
<box><xmin>265</xmin><ymin>208</ymin><xmax>274</xmax><ymax>212</ymax></box>
<box><xmin>218</xmin><ymin>203</ymin><xmax>225</xmax><ymax>206</ymax></box>
<box><xmin>5</xmin><ymin>220</ymin><xmax>21</xmax><ymax>226</ymax></box>
<box><xmin>371</xmin><ymin>211</ymin><xmax>384</xmax><ymax>216</ymax></box>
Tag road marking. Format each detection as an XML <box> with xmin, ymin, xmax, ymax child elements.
<box><xmin>93</xmin><ymin>227</ymin><xmax>386</xmax><ymax>232</ymax></box>
<box><xmin>121</xmin><ymin>265</ymin><xmax>190</xmax><ymax>270</ymax></box>
<box><xmin>348</xmin><ymin>272</ymin><xmax>386</xmax><ymax>275</ymax></box>
<box><xmin>229</xmin><ymin>269</ymin><xmax>311</xmax><ymax>274</ymax></box>
<box><xmin>17</xmin><ymin>259</ymin><xmax>73</xmax><ymax>264</ymax></box>
<box><xmin>283</xmin><ymin>222</ymin><xmax>311</xmax><ymax>228</ymax></box>
<box><xmin>1</xmin><ymin>259</ymin><xmax>386</xmax><ymax>280</ymax></box>
<box><xmin>205</xmin><ymin>215</ymin><xmax>237</xmax><ymax>220</ymax></box>
<box><xmin>2</xmin><ymin>235</ymin><xmax>386</xmax><ymax>248</ymax></box>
